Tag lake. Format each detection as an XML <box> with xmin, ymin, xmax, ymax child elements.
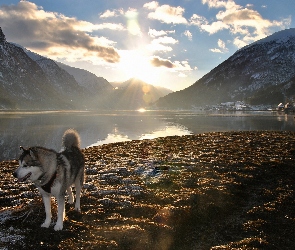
<box><xmin>1</xmin><ymin>110</ymin><xmax>295</xmax><ymax>161</ymax></box>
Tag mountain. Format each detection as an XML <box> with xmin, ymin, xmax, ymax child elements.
<box><xmin>0</xmin><ymin>27</ymin><xmax>91</xmax><ymax>109</ymax></box>
<box><xmin>22</xmin><ymin>48</ymin><xmax>115</xmax><ymax>109</ymax></box>
<box><xmin>56</xmin><ymin>62</ymin><xmax>113</xmax><ymax>93</ymax></box>
<box><xmin>106</xmin><ymin>78</ymin><xmax>173</xmax><ymax>109</ymax></box>
<box><xmin>0</xmin><ymin>27</ymin><xmax>114</xmax><ymax>110</ymax></box>
<box><xmin>156</xmin><ymin>28</ymin><xmax>295</xmax><ymax>109</ymax></box>
<box><xmin>23</xmin><ymin>48</ymin><xmax>88</xmax><ymax>104</ymax></box>
<box><xmin>0</xmin><ymin>27</ymin><xmax>170</xmax><ymax>110</ymax></box>
<box><xmin>0</xmin><ymin>28</ymin><xmax>71</xmax><ymax>109</ymax></box>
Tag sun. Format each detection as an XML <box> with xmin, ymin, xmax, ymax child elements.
<box><xmin>137</xmin><ymin>108</ymin><xmax>146</xmax><ymax>112</ymax></box>
<box><xmin>118</xmin><ymin>50</ymin><xmax>160</xmax><ymax>84</ymax></box>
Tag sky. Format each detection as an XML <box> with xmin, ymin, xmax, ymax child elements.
<box><xmin>0</xmin><ymin>0</ymin><xmax>294</xmax><ymax>91</ymax></box>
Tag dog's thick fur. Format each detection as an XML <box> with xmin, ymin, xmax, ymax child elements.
<box><xmin>13</xmin><ymin>129</ymin><xmax>84</xmax><ymax>231</ymax></box>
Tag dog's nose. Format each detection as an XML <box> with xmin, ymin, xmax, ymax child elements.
<box><xmin>13</xmin><ymin>172</ymin><xmax>17</xmax><ymax>178</ymax></box>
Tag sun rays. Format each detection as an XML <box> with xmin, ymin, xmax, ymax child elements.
<box><xmin>118</xmin><ymin>50</ymin><xmax>161</xmax><ymax>84</ymax></box>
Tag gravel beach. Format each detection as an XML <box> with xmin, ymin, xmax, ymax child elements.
<box><xmin>1</xmin><ymin>131</ymin><xmax>295</xmax><ymax>249</ymax></box>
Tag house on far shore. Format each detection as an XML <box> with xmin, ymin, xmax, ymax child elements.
<box><xmin>277</xmin><ymin>103</ymin><xmax>284</xmax><ymax>111</ymax></box>
<box><xmin>219</xmin><ymin>101</ymin><xmax>249</xmax><ymax>110</ymax></box>
<box><xmin>277</xmin><ymin>102</ymin><xmax>295</xmax><ymax>112</ymax></box>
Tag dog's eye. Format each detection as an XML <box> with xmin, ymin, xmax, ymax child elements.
<box><xmin>23</xmin><ymin>164</ymin><xmax>28</xmax><ymax>168</ymax></box>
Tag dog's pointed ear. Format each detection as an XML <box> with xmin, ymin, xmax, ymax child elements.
<box><xmin>29</xmin><ymin>148</ymin><xmax>37</xmax><ymax>160</ymax></box>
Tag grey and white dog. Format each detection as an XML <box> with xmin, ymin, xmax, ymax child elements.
<box><xmin>13</xmin><ymin>129</ymin><xmax>85</xmax><ymax>231</ymax></box>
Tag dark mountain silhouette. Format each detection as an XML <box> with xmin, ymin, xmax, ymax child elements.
<box><xmin>105</xmin><ymin>78</ymin><xmax>172</xmax><ymax>109</ymax></box>
<box><xmin>0</xmin><ymin>28</ymin><xmax>73</xmax><ymax>109</ymax></box>
<box><xmin>156</xmin><ymin>28</ymin><xmax>295</xmax><ymax>109</ymax></box>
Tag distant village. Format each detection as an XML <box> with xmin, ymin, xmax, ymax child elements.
<box><xmin>202</xmin><ymin>101</ymin><xmax>295</xmax><ymax>112</ymax></box>
<box><xmin>277</xmin><ymin>102</ymin><xmax>295</xmax><ymax>113</ymax></box>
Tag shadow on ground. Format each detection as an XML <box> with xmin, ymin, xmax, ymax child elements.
<box><xmin>1</xmin><ymin>131</ymin><xmax>295</xmax><ymax>249</ymax></box>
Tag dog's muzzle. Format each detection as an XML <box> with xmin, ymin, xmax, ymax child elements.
<box><xmin>13</xmin><ymin>171</ymin><xmax>32</xmax><ymax>182</ymax></box>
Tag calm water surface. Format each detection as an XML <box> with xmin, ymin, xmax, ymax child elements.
<box><xmin>1</xmin><ymin>110</ymin><xmax>295</xmax><ymax>161</ymax></box>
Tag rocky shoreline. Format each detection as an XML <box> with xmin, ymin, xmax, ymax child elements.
<box><xmin>1</xmin><ymin>131</ymin><xmax>295</xmax><ymax>249</ymax></box>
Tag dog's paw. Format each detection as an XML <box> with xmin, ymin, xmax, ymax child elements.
<box><xmin>54</xmin><ymin>223</ymin><xmax>63</xmax><ymax>231</ymax></box>
<box><xmin>41</xmin><ymin>221</ymin><xmax>51</xmax><ymax>228</ymax></box>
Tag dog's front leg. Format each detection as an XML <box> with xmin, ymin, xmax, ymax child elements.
<box><xmin>54</xmin><ymin>195</ymin><xmax>65</xmax><ymax>231</ymax></box>
<box><xmin>41</xmin><ymin>195</ymin><xmax>52</xmax><ymax>228</ymax></box>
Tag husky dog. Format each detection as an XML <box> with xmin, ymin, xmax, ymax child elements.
<box><xmin>13</xmin><ymin>129</ymin><xmax>84</xmax><ymax>231</ymax></box>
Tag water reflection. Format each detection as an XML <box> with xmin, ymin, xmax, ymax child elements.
<box><xmin>0</xmin><ymin>110</ymin><xmax>295</xmax><ymax>161</ymax></box>
<box><xmin>139</xmin><ymin>124</ymin><xmax>191</xmax><ymax>140</ymax></box>
<box><xmin>89</xmin><ymin>123</ymin><xmax>192</xmax><ymax>147</ymax></box>
<box><xmin>89</xmin><ymin>134</ymin><xmax>131</xmax><ymax>147</ymax></box>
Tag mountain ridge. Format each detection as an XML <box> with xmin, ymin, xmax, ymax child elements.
<box><xmin>0</xmin><ymin>29</ymin><xmax>72</xmax><ymax>109</ymax></box>
<box><xmin>0</xmin><ymin>27</ymin><xmax>172</xmax><ymax>110</ymax></box>
<box><xmin>56</xmin><ymin>62</ymin><xmax>113</xmax><ymax>93</ymax></box>
<box><xmin>156</xmin><ymin>28</ymin><xmax>295</xmax><ymax>109</ymax></box>
<box><xmin>103</xmin><ymin>78</ymin><xmax>173</xmax><ymax>109</ymax></box>
<box><xmin>111</xmin><ymin>78</ymin><xmax>172</xmax><ymax>96</ymax></box>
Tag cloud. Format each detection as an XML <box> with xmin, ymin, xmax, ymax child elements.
<box><xmin>183</xmin><ymin>30</ymin><xmax>192</xmax><ymax>41</ymax></box>
<box><xmin>147</xmin><ymin>36</ymin><xmax>178</xmax><ymax>52</ymax></box>
<box><xmin>190</xmin><ymin>14</ymin><xmax>208</xmax><ymax>26</ymax></box>
<box><xmin>201</xmin><ymin>21</ymin><xmax>229</xmax><ymax>34</ymax></box>
<box><xmin>100</xmin><ymin>10</ymin><xmax>117</xmax><ymax>18</ymax></box>
<box><xmin>218</xmin><ymin>39</ymin><xmax>226</xmax><ymax>49</ymax></box>
<box><xmin>100</xmin><ymin>7</ymin><xmax>142</xmax><ymax>36</ymax></box>
<box><xmin>210</xmin><ymin>38</ymin><xmax>228</xmax><ymax>53</ymax></box>
<box><xmin>193</xmin><ymin>0</ymin><xmax>291</xmax><ymax>47</ymax></box>
<box><xmin>173</xmin><ymin>60</ymin><xmax>194</xmax><ymax>72</ymax></box>
<box><xmin>233</xmin><ymin>37</ymin><xmax>247</xmax><ymax>48</ymax></box>
<box><xmin>144</xmin><ymin>1</ymin><xmax>187</xmax><ymax>24</ymax></box>
<box><xmin>150</xmin><ymin>57</ymin><xmax>175</xmax><ymax>68</ymax></box>
<box><xmin>147</xmin><ymin>43</ymin><xmax>173</xmax><ymax>52</ymax></box>
<box><xmin>190</xmin><ymin>14</ymin><xmax>228</xmax><ymax>34</ymax></box>
<box><xmin>224</xmin><ymin>9</ymin><xmax>291</xmax><ymax>44</ymax></box>
<box><xmin>0</xmin><ymin>1</ymin><xmax>120</xmax><ymax>63</ymax></box>
<box><xmin>148</xmin><ymin>29</ymin><xmax>167</xmax><ymax>37</ymax></box>
<box><xmin>150</xmin><ymin>57</ymin><xmax>193</xmax><ymax>74</ymax></box>
<box><xmin>209</xmin><ymin>48</ymin><xmax>222</xmax><ymax>53</ymax></box>
<box><xmin>148</xmin><ymin>28</ymin><xmax>175</xmax><ymax>38</ymax></box>
<box><xmin>95</xmin><ymin>23</ymin><xmax>125</xmax><ymax>31</ymax></box>
<box><xmin>99</xmin><ymin>9</ymin><xmax>124</xmax><ymax>18</ymax></box>
<box><xmin>202</xmin><ymin>0</ymin><xmax>238</xmax><ymax>10</ymax></box>
<box><xmin>153</xmin><ymin>36</ymin><xmax>178</xmax><ymax>44</ymax></box>
<box><xmin>143</xmin><ymin>1</ymin><xmax>159</xmax><ymax>10</ymax></box>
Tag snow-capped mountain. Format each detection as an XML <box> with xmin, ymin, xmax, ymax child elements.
<box><xmin>156</xmin><ymin>28</ymin><xmax>295</xmax><ymax>109</ymax></box>
<box><xmin>0</xmin><ymin>27</ymin><xmax>113</xmax><ymax>109</ymax></box>
<box><xmin>0</xmin><ymin>28</ymin><xmax>67</xmax><ymax>109</ymax></box>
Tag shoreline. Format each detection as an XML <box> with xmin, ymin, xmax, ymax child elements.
<box><xmin>1</xmin><ymin>130</ymin><xmax>295</xmax><ymax>249</ymax></box>
<box><xmin>2</xmin><ymin>130</ymin><xmax>295</xmax><ymax>164</ymax></box>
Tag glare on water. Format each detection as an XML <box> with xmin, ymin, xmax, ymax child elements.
<box><xmin>1</xmin><ymin>110</ymin><xmax>295</xmax><ymax>160</ymax></box>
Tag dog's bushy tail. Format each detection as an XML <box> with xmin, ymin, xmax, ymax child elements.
<box><xmin>62</xmin><ymin>129</ymin><xmax>81</xmax><ymax>149</ymax></box>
